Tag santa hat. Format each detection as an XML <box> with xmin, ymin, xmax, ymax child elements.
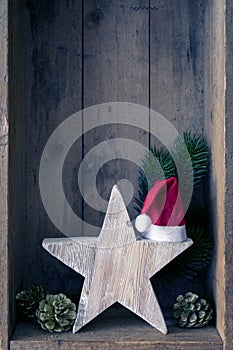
<box><xmin>135</xmin><ymin>177</ymin><xmax>187</xmax><ymax>242</ymax></box>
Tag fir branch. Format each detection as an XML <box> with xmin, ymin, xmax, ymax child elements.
<box><xmin>154</xmin><ymin>226</ymin><xmax>213</xmax><ymax>284</ymax></box>
<box><xmin>134</xmin><ymin>131</ymin><xmax>209</xmax><ymax>213</ymax></box>
<box><xmin>134</xmin><ymin>131</ymin><xmax>212</xmax><ymax>283</ymax></box>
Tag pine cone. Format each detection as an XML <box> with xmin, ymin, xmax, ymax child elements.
<box><xmin>174</xmin><ymin>292</ymin><xmax>213</xmax><ymax>328</ymax></box>
<box><xmin>16</xmin><ymin>284</ymin><xmax>46</xmax><ymax>322</ymax></box>
<box><xmin>36</xmin><ymin>293</ymin><xmax>77</xmax><ymax>332</ymax></box>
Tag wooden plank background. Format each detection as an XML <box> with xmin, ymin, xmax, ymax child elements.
<box><xmin>2</xmin><ymin>0</ymin><xmax>233</xmax><ymax>349</ymax></box>
<box><xmin>150</xmin><ymin>0</ymin><xmax>204</xmax><ymax>130</ymax></box>
<box><xmin>0</xmin><ymin>0</ymin><xmax>10</xmax><ymax>348</ymax></box>
<box><xmin>9</xmin><ymin>0</ymin><xmax>25</xmax><ymax>345</ymax></box>
<box><xmin>83</xmin><ymin>0</ymin><xmax>150</xmax><ymax>229</ymax></box>
<box><xmin>20</xmin><ymin>0</ymin><xmax>206</xmax><ymax>309</ymax></box>
<box><xmin>24</xmin><ymin>0</ymin><xmax>84</xmax><ymax>295</ymax></box>
<box><xmin>224</xmin><ymin>1</ymin><xmax>233</xmax><ymax>348</ymax></box>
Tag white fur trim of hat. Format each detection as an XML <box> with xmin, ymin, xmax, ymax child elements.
<box><xmin>135</xmin><ymin>213</ymin><xmax>187</xmax><ymax>243</ymax></box>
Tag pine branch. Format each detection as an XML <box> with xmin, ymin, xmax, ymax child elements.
<box><xmin>154</xmin><ymin>226</ymin><xmax>213</xmax><ymax>284</ymax></box>
<box><xmin>134</xmin><ymin>131</ymin><xmax>209</xmax><ymax>213</ymax></box>
<box><xmin>134</xmin><ymin>131</ymin><xmax>212</xmax><ymax>283</ymax></box>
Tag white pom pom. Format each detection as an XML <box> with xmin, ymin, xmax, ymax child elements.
<box><xmin>135</xmin><ymin>214</ymin><xmax>152</xmax><ymax>233</ymax></box>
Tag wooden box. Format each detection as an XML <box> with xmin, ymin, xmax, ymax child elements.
<box><xmin>1</xmin><ymin>0</ymin><xmax>233</xmax><ymax>349</ymax></box>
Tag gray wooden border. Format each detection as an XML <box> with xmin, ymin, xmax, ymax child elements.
<box><xmin>0</xmin><ymin>0</ymin><xmax>9</xmax><ymax>349</ymax></box>
<box><xmin>1</xmin><ymin>0</ymin><xmax>233</xmax><ymax>349</ymax></box>
<box><xmin>224</xmin><ymin>1</ymin><xmax>233</xmax><ymax>349</ymax></box>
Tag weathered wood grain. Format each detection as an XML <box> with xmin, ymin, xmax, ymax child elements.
<box><xmin>8</xmin><ymin>0</ymin><xmax>24</xmax><ymax>343</ymax></box>
<box><xmin>43</xmin><ymin>186</ymin><xmax>192</xmax><ymax>334</ymax></box>
<box><xmin>10</xmin><ymin>307</ymin><xmax>222</xmax><ymax>350</ymax></box>
<box><xmin>83</xmin><ymin>0</ymin><xmax>150</xmax><ymax>232</ymax></box>
<box><xmin>21</xmin><ymin>0</ymin><xmax>208</xmax><ymax>304</ymax></box>
<box><xmin>23</xmin><ymin>0</ymin><xmax>83</xmax><ymax>293</ymax></box>
<box><xmin>224</xmin><ymin>1</ymin><xmax>233</xmax><ymax>348</ymax></box>
<box><xmin>3</xmin><ymin>0</ymin><xmax>233</xmax><ymax>348</ymax></box>
<box><xmin>149</xmin><ymin>0</ymin><xmax>207</xmax><ymax>309</ymax></box>
<box><xmin>203</xmin><ymin>0</ymin><xmax>227</xmax><ymax>347</ymax></box>
<box><xmin>0</xmin><ymin>0</ymin><xmax>9</xmax><ymax>349</ymax></box>
<box><xmin>150</xmin><ymin>0</ymin><xmax>205</xmax><ymax>132</ymax></box>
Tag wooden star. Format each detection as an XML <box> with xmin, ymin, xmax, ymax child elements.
<box><xmin>43</xmin><ymin>185</ymin><xmax>192</xmax><ymax>334</ymax></box>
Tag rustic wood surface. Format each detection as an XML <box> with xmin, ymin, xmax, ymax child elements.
<box><xmin>21</xmin><ymin>0</ymin><xmax>206</xmax><ymax>309</ymax></box>
<box><xmin>23</xmin><ymin>0</ymin><xmax>84</xmax><ymax>295</ymax></box>
<box><xmin>8</xmin><ymin>0</ymin><xmax>24</xmax><ymax>344</ymax></box>
<box><xmin>203</xmin><ymin>0</ymin><xmax>229</xmax><ymax>347</ymax></box>
<box><xmin>10</xmin><ymin>307</ymin><xmax>222</xmax><ymax>350</ymax></box>
<box><xmin>224</xmin><ymin>1</ymin><xmax>233</xmax><ymax>348</ymax></box>
<box><xmin>83</xmin><ymin>0</ymin><xmax>150</xmax><ymax>231</ymax></box>
<box><xmin>43</xmin><ymin>186</ymin><xmax>192</xmax><ymax>334</ymax></box>
<box><xmin>150</xmin><ymin>0</ymin><xmax>205</xmax><ymax>132</ymax></box>
<box><xmin>3</xmin><ymin>0</ymin><xmax>233</xmax><ymax>348</ymax></box>
<box><xmin>0</xmin><ymin>0</ymin><xmax>9</xmax><ymax>349</ymax></box>
<box><xmin>20</xmin><ymin>0</ymin><xmax>209</xmax><ymax>316</ymax></box>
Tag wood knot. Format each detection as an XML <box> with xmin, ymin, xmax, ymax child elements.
<box><xmin>85</xmin><ymin>8</ymin><xmax>104</xmax><ymax>29</ymax></box>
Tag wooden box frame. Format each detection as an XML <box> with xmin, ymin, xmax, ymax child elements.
<box><xmin>1</xmin><ymin>0</ymin><xmax>233</xmax><ymax>349</ymax></box>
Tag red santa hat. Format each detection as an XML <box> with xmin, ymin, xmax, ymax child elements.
<box><xmin>135</xmin><ymin>177</ymin><xmax>187</xmax><ymax>242</ymax></box>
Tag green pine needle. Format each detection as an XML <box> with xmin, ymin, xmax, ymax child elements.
<box><xmin>134</xmin><ymin>131</ymin><xmax>212</xmax><ymax>282</ymax></box>
<box><xmin>134</xmin><ymin>131</ymin><xmax>209</xmax><ymax>212</ymax></box>
<box><xmin>154</xmin><ymin>226</ymin><xmax>213</xmax><ymax>284</ymax></box>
